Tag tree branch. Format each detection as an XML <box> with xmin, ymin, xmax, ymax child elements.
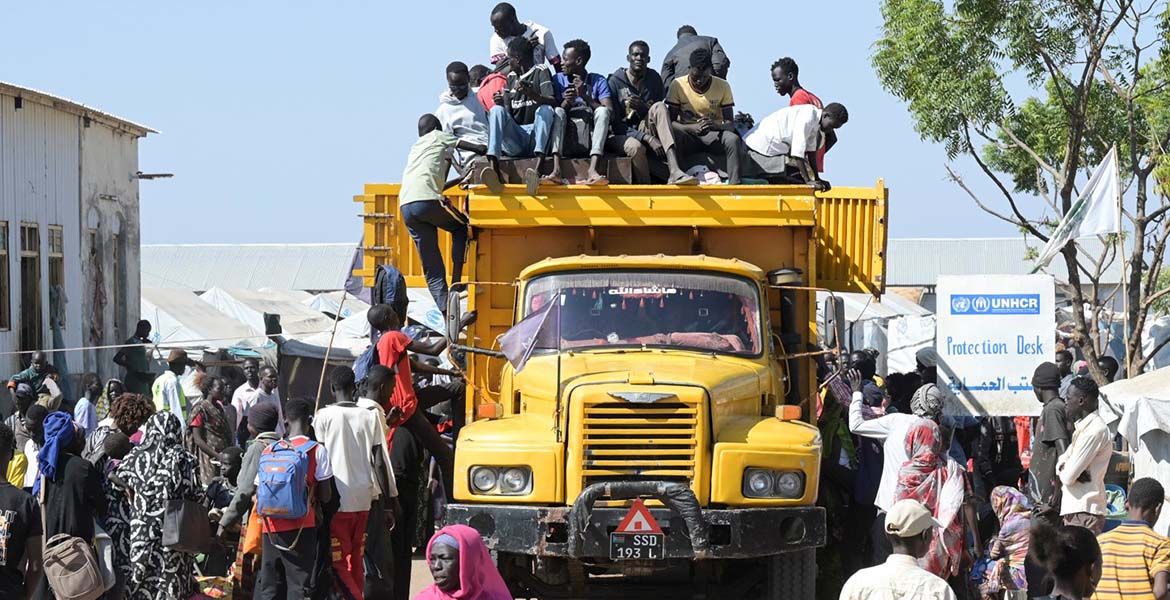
<box><xmin>944</xmin><ymin>164</ymin><xmax>1026</xmax><ymax>227</ymax></box>
<box><xmin>963</xmin><ymin>125</ymin><xmax>1050</xmax><ymax>241</ymax></box>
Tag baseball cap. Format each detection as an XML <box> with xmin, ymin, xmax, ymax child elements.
<box><xmin>884</xmin><ymin>499</ymin><xmax>941</xmax><ymax>537</ymax></box>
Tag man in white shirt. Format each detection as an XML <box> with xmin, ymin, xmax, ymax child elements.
<box><xmin>151</xmin><ymin>349</ymin><xmax>190</xmax><ymax>429</ymax></box>
<box><xmin>232</xmin><ymin>360</ymin><xmax>285</xmax><ymax>436</ymax></box>
<box><xmin>741</xmin><ymin>102</ymin><xmax>847</xmax><ymax>191</ymax></box>
<box><xmin>1057</xmin><ymin>376</ymin><xmax>1113</xmax><ymax>534</ymax></box>
<box><xmin>436</xmin><ymin>61</ymin><xmax>491</xmax><ymax>178</ymax></box>
<box><xmin>488</xmin><ymin>2</ymin><xmax>559</xmax><ymax>69</ymax></box>
<box><xmin>317</xmin><ymin>367</ymin><xmax>397</xmax><ymax>600</ymax></box>
<box><xmin>840</xmin><ymin>499</ymin><xmax>958</xmax><ymax>600</ymax></box>
<box><xmin>848</xmin><ymin>364</ymin><xmax>941</xmax><ymax>565</ymax></box>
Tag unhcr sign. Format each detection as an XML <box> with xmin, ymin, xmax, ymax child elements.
<box><xmin>949</xmin><ymin>294</ymin><xmax>1041</xmax><ymax>316</ymax></box>
<box><xmin>936</xmin><ymin>275</ymin><xmax>1055</xmax><ymax>416</ymax></box>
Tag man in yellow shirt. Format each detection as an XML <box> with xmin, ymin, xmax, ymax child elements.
<box><xmin>665</xmin><ymin>47</ymin><xmax>741</xmax><ymax>184</ymax></box>
<box><xmin>1094</xmin><ymin>477</ymin><xmax>1170</xmax><ymax>600</ymax></box>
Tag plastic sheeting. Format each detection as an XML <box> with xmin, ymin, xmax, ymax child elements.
<box><xmin>304</xmin><ymin>291</ymin><xmax>371</xmax><ymax>319</ymax></box>
<box><xmin>199</xmin><ymin>287</ymin><xmax>335</xmax><ymax>339</ymax></box>
<box><xmin>141</xmin><ymin>288</ymin><xmax>266</xmax><ymax>353</ymax></box>
<box><xmin>283</xmin><ymin>308</ymin><xmax>372</xmax><ymax>360</ymax></box>
<box><xmin>1098</xmin><ymin>366</ymin><xmax>1170</xmax><ymax>430</ymax></box>
<box><xmin>816</xmin><ymin>291</ymin><xmax>934</xmax><ymax>376</ymax></box>
<box><xmin>1119</xmin><ymin>395</ymin><xmax>1170</xmax><ymax>536</ymax></box>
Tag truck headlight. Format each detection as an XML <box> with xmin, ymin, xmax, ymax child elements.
<box><xmin>742</xmin><ymin>468</ymin><xmax>805</xmax><ymax>499</ymax></box>
<box><xmin>470</xmin><ymin>466</ymin><xmax>498</xmax><ymax>493</ymax></box>
<box><xmin>469</xmin><ymin>466</ymin><xmax>532</xmax><ymax>495</ymax></box>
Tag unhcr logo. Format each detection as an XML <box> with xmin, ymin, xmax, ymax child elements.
<box><xmin>950</xmin><ymin>294</ymin><xmax>1041</xmax><ymax>315</ymax></box>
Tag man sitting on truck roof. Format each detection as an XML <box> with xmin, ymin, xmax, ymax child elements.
<box><xmin>488</xmin><ymin>2</ymin><xmax>559</xmax><ymax>69</ymax></box>
<box><xmin>436</xmin><ymin>61</ymin><xmax>490</xmax><ymax>178</ymax></box>
<box><xmin>487</xmin><ymin>35</ymin><xmax>564</xmax><ymax>195</ymax></box>
<box><xmin>553</xmin><ymin>39</ymin><xmax>613</xmax><ymax>186</ymax></box>
<box><xmin>771</xmin><ymin>56</ymin><xmax>834</xmax><ymax>172</ymax></box>
<box><xmin>606</xmin><ymin>40</ymin><xmax>697</xmax><ymax>185</ymax></box>
<box><xmin>399</xmin><ymin>113</ymin><xmax>494</xmax><ymax>314</ymax></box>
<box><xmin>739</xmin><ymin>102</ymin><xmax>848</xmax><ymax>191</ymax></box>
<box><xmin>661</xmin><ymin>25</ymin><xmax>730</xmax><ymax>85</ymax></box>
<box><xmin>665</xmin><ymin>48</ymin><xmax>741</xmax><ymax>184</ymax></box>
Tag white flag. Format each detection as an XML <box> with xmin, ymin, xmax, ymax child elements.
<box><xmin>1033</xmin><ymin>146</ymin><xmax>1121</xmax><ymax>271</ymax></box>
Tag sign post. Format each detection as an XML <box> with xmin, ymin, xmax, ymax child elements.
<box><xmin>936</xmin><ymin>274</ymin><xmax>1055</xmax><ymax>416</ymax></box>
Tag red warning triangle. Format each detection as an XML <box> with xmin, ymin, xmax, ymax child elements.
<box><xmin>615</xmin><ymin>498</ymin><xmax>662</xmax><ymax>534</ymax></box>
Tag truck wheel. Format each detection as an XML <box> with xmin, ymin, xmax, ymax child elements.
<box><xmin>765</xmin><ymin>548</ymin><xmax>815</xmax><ymax>600</ymax></box>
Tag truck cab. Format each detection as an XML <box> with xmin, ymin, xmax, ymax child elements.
<box><xmin>355</xmin><ymin>181</ymin><xmax>888</xmax><ymax>599</ymax></box>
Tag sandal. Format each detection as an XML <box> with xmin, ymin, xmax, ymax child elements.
<box><xmin>582</xmin><ymin>175</ymin><xmax>609</xmax><ymax>186</ymax></box>
<box><xmin>668</xmin><ymin>173</ymin><xmax>699</xmax><ymax>186</ymax></box>
<box><xmin>524</xmin><ymin>168</ymin><xmax>541</xmax><ymax>195</ymax></box>
<box><xmin>478</xmin><ymin>167</ymin><xmax>503</xmax><ymax>194</ymax></box>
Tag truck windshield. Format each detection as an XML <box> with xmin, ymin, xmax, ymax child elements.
<box><xmin>523</xmin><ymin>271</ymin><xmax>762</xmax><ymax>356</ymax></box>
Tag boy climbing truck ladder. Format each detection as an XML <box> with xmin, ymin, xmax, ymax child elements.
<box><xmin>354</xmin><ymin>179</ymin><xmax>888</xmax><ymax>600</ymax></box>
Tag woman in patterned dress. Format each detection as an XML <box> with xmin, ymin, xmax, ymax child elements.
<box><xmin>116</xmin><ymin>412</ymin><xmax>204</xmax><ymax>600</ymax></box>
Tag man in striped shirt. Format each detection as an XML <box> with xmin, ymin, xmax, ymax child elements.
<box><xmin>1094</xmin><ymin>477</ymin><xmax>1170</xmax><ymax>600</ymax></box>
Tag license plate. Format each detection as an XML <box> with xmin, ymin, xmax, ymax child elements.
<box><xmin>609</xmin><ymin>532</ymin><xmax>665</xmax><ymax>560</ymax></box>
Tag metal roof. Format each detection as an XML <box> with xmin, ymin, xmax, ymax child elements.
<box><xmin>886</xmin><ymin>237</ymin><xmax>1124</xmax><ymax>287</ymax></box>
<box><xmin>0</xmin><ymin>81</ymin><xmax>155</xmax><ymax>137</ymax></box>
<box><xmin>142</xmin><ymin>243</ymin><xmax>358</xmax><ymax>291</ymax></box>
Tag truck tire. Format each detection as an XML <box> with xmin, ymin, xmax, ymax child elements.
<box><xmin>765</xmin><ymin>548</ymin><xmax>815</xmax><ymax>600</ymax></box>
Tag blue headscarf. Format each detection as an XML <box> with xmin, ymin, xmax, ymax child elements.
<box><xmin>38</xmin><ymin>411</ymin><xmax>76</xmax><ymax>483</ymax></box>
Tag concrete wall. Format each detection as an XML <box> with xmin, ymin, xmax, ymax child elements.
<box><xmin>0</xmin><ymin>90</ymin><xmax>142</xmax><ymax>387</ymax></box>
<box><xmin>80</xmin><ymin>124</ymin><xmax>141</xmax><ymax>378</ymax></box>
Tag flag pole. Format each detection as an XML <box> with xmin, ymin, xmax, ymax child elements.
<box><xmin>1116</xmin><ymin>145</ymin><xmax>1131</xmax><ymax>374</ymax></box>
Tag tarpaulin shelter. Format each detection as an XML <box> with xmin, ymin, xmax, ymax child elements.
<box><xmin>140</xmin><ymin>288</ymin><xmax>266</xmax><ymax>360</ymax></box>
<box><xmin>1110</xmin><ymin>369</ymin><xmax>1170</xmax><ymax>535</ymax></box>
<box><xmin>816</xmin><ymin>291</ymin><xmax>935</xmax><ymax>376</ymax></box>
<box><xmin>304</xmin><ymin>291</ymin><xmax>371</xmax><ymax>320</ymax></box>
<box><xmin>199</xmin><ymin>287</ymin><xmax>334</xmax><ymax>339</ymax></box>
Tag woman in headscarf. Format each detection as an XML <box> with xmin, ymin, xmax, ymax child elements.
<box><xmin>116</xmin><ymin>411</ymin><xmax>204</xmax><ymax>600</ymax></box>
<box><xmin>186</xmin><ymin>375</ymin><xmax>235</xmax><ymax>484</ymax></box>
<box><xmin>34</xmin><ymin>411</ymin><xmax>107</xmax><ymax>600</ymax></box>
<box><xmin>981</xmin><ymin>486</ymin><xmax>1032</xmax><ymax>598</ymax></box>
<box><xmin>95</xmin><ymin>377</ymin><xmax>124</xmax><ymax>422</ymax></box>
<box><xmin>416</xmin><ymin>524</ymin><xmax>512</xmax><ymax>600</ymax></box>
<box><xmin>90</xmin><ymin>393</ymin><xmax>154</xmax><ymax>599</ymax></box>
<box><xmin>894</xmin><ymin>419</ymin><xmax>969</xmax><ymax>579</ymax></box>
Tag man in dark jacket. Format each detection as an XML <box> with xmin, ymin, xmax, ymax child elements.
<box><xmin>605</xmin><ymin>40</ymin><xmax>696</xmax><ymax>184</ymax></box>
<box><xmin>661</xmin><ymin>25</ymin><xmax>730</xmax><ymax>85</ymax></box>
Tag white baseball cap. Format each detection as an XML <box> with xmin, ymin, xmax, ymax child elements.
<box><xmin>884</xmin><ymin>499</ymin><xmax>942</xmax><ymax>537</ymax></box>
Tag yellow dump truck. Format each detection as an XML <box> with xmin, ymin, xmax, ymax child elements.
<box><xmin>355</xmin><ymin>182</ymin><xmax>888</xmax><ymax>599</ymax></box>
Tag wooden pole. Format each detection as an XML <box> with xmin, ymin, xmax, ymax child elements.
<box><xmin>315</xmin><ymin>291</ymin><xmax>348</xmax><ymax>409</ymax></box>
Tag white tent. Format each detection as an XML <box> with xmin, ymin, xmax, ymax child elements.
<box><xmin>286</xmin><ymin>308</ymin><xmax>372</xmax><ymax>360</ymax></box>
<box><xmin>304</xmin><ymin>291</ymin><xmax>371</xmax><ymax>319</ymax></box>
<box><xmin>816</xmin><ymin>291</ymin><xmax>935</xmax><ymax>375</ymax></box>
<box><xmin>199</xmin><ymin>287</ymin><xmax>335</xmax><ymax>339</ymax></box>
<box><xmin>141</xmin><ymin>288</ymin><xmax>266</xmax><ymax>356</ymax></box>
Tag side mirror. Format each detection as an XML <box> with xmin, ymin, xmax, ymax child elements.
<box><xmin>446</xmin><ymin>287</ymin><xmax>464</xmax><ymax>342</ymax></box>
<box><xmin>822</xmin><ymin>296</ymin><xmax>846</xmax><ymax>351</ymax></box>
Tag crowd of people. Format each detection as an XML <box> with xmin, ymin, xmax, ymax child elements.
<box><xmin>0</xmin><ymin>302</ymin><xmax>472</xmax><ymax>599</ymax></box>
<box><xmin>824</xmin><ymin>346</ymin><xmax>1167</xmax><ymax>600</ymax></box>
<box><xmin>399</xmin><ymin>1</ymin><xmax>849</xmax><ymax>312</ymax></box>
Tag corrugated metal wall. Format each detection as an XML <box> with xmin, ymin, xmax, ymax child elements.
<box><xmin>0</xmin><ymin>91</ymin><xmax>141</xmax><ymax>385</ymax></box>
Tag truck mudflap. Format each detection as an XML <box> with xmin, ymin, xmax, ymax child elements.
<box><xmin>445</xmin><ymin>482</ymin><xmax>825</xmax><ymax>560</ymax></box>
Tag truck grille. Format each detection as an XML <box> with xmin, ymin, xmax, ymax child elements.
<box><xmin>579</xmin><ymin>395</ymin><xmax>700</xmax><ymax>488</ymax></box>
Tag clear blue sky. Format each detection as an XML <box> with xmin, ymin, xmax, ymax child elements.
<box><xmin>3</xmin><ymin>1</ymin><xmax>1013</xmax><ymax>244</ymax></box>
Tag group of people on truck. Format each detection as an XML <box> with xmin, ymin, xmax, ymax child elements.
<box><xmin>399</xmin><ymin>1</ymin><xmax>850</xmax><ymax>314</ymax></box>
<box><xmin>419</xmin><ymin>2</ymin><xmax>848</xmax><ymax>191</ymax></box>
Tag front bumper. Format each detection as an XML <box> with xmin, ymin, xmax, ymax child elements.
<box><xmin>445</xmin><ymin>481</ymin><xmax>824</xmax><ymax>560</ymax></box>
